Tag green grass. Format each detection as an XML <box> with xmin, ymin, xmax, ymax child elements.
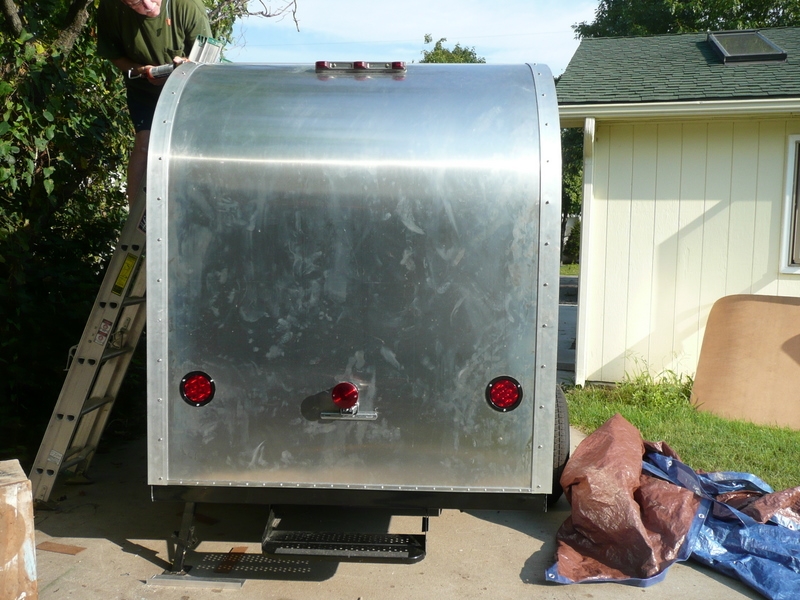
<box><xmin>565</xmin><ymin>371</ymin><xmax>800</xmax><ymax>492</ymax></box>
<box><xmin>560</xmin><ymin>263</ymin><xmax>580</xmax><ymax>276</ymax></box>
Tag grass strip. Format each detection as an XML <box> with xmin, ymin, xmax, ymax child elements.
<box><xmin>565</xmin><ymin>372</ymin><xmax>800</xmax><ymax>492</ymax></box>
<box><xmin>560</xmin><ymin>263</ymin><xmax>580</xmax><ymax>276</ymax></box>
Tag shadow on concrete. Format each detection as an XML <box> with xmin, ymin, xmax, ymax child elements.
<box><xmin>464</xmin><ymin>503</ymin><xmax>568</xmax><ymax>585</ymax></box>
<box><xmin>34</xmin><ymin>437</ymin><xmax>340</xmax><ymax>583</ymax></box>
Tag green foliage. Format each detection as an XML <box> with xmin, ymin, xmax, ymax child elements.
<box><xmin>563</xmin><ymin>219</ymin><xmax>581</xmax><ymax>264</ymax></box>
<box><xmin>560</xmin><ymin>126</ymin><xmax>583</xmax><ymax>251</ymax></box>
<box><xmin>575</xmin><ymin>0</ymin><xmax>800</xmax><ymax>38</ymax></box>
<box><xmin>0</xmin><ymin>5</ymin><xmax>132</xmax><ymax>462</ymax></box>
<box><xmin>420</xmin><ymin>34</ymin><xmax>486</xmax><ymax>64</ymax></box>
<box><xmin>566</xmin><ymin>371</ymin><xmax>800</xmax><ymax>491</ymax></box>
<box><xmin>0</xmin><ymin>0</ymin><xmax>298</xmax><ymax>466</ymax></box>
<box><xmin>203</xmin><ymin>0</ymin><xmax>244</xmax><ymax>42</ymax></box>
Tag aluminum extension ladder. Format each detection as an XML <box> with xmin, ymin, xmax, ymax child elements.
<box><xmin>28</xmin><ymin>38</ymin><xmax>222</xmax><ymax>503</ymax></box>
<box><xmin>29</xmin><ymin>196</ymin><xmax>147</xmax><ymax>503</ymax></box>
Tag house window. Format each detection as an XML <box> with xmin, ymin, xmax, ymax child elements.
<box><xmin>782</xmin><ymin>135</ymin><xmax>800</xmax><ymax>273</ymax></box>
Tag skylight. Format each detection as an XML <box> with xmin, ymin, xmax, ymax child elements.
<box><xmin>707</xmin><ymin>30</ymin><xmax>787</xmax><ymax>64</ymax></box>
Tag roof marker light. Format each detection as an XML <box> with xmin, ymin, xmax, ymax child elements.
<box><xmin>314</xmin><ymin>61</ymin><xmax>407</xmax><ymax>74</ymax></box>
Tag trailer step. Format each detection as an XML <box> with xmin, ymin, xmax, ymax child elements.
<box><xmin>262</xmin><ymin>530</ymin><xmax>426</xmax><ymax>563</ymax></box>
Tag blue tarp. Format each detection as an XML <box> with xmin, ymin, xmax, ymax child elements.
<box><xmin>546</xmin><ymin>414</ymin><xmax>800</xmax><ymax>600</ymax></box>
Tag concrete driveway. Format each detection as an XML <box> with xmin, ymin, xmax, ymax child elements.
<box><xmin>33</xmin><ymin>430</ymin><xmax>760</xmax><ymax>600</ymax></box>
<box><xmin>30</xmin><ymin>278</ymin><xmax>760</xmax><ymax>599</ymax></box>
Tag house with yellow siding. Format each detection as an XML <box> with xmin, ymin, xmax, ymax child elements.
<box><xmin>557</xmin><ymin>28</ymin><xmax>800</xmax><ymax>385</ymax></box>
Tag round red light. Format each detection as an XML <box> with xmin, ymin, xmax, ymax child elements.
<box><xmin>332</xmin><ymin>382</ymin><xmax>359</xmax><ymax>409</ymax></box>
<box><xmin>180</xmin><ymin>371</ymin><xmax>215</xmax><ymax>406</ymax></box>
<box><xmin>486</xmin><ymin>376</ymin><xmax>523</xmax><ymax>412</ymax></box>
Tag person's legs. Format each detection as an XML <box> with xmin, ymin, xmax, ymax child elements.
<box><xmin>125</xmin><ymin>87</ymin><xmax>159</xmax><ymax>207</ymax></box>
<box><xmin>127</xmin><ymin>129</ymin><xmax>150</xmax><ymax>207</ymax></box>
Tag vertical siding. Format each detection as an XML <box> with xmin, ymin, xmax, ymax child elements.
<box><xmin>725</xmin><ymin>122</ymin><xmax>760</xmax><ymax>296</ymax></box>
<box><xmin>626</xmin><ymin>125</ymin><xmax>658</xmax><ymax>373</ymax></box>
<box><xmin>778</xmin><ymin>121</ymin><xmax>800</xmax><ymax>297</ymax></box>
<box><xmin>672</xmin><ymin>124</ymin><xmax>708</xmax><ymax>375</ymax></box>
<box><xmin>649</xmin><ymin>124</ymin><xmax>682</xmax><ymax>373</ymax></box>
<box><xmin>583</xmin><ymin>126</ymin><xmax>611</xmax><ymax>377</ymax></box>
<box><xmin>600</xmin><ymin>126</ymin><xmax>634</xmax><ymax>380</ymax></box>
<box><xmin>697</xmin><ymin>122</ymin><xmax>733</xmax><ymax>359</ymax></box>
<box><xmin>582</xmin><ymin>117</ymin><xmax>800</xmax><ymax>382</ymax></box>
<box><xmin>753</xmin><ymin>121</ymin><xmax>787</xmax><ymax>296</ymax></box>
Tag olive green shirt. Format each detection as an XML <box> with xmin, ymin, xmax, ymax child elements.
<box><xmin>97</xmin><ymin>0</ymin><xmax>211</xmax><ymax>97</ymax></box>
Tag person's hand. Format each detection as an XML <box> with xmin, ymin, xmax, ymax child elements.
<box><xmin>145</xmin><ymin>58</ymin><xmax>186</xmax><ymax>85</ymax></box>
<box><xmin>145</xmin><ymin>65</ymin><xmax>169</xmax><ymax>86</ymax></box>
<box><xmin>129</xmin><ymin>65</ymin><xmax>151</xmax><ymax>79</ymax></box>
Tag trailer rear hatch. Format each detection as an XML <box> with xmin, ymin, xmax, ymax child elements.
<box><xmin>146</xmin><ymin>61</ymin><xmax>562</xmax><ymax>507</ymax></box>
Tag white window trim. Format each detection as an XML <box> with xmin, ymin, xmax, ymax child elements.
<box><xmin>780</xmin><ymin>135</ymin><xmax>800</xmax><ymax>274</ymax></box>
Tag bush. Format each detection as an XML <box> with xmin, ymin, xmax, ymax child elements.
<box><xmin>562</xmin><ymin>219</ymin><xmax>581</xmax><ymax>264</ymax></box>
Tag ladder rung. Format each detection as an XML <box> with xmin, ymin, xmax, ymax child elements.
<box><xmin>122</xmin><ymin>295</ymin><xmax>146</xmax><ymax>307</ymax></box>
<box><xmin>63</xmin><ymin>444</ymin><xmax>87</xmax><ymax>461</ymax></box>
<box><xmin>80</xmin><ymin>395</ymin><xmax>115</xmax><ymax>417</ymax></box>
<box><xmin>60</xmin><ymin>446</ymin><xmax>96</xmax><ymax>471</ymax></box>
<box><xmin>101</xmin><ymin>346</ymin><xmax>134</xmax><ymax>363</ymax></box>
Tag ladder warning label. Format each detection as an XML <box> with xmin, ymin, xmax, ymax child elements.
<box><xmin>95</xmin><ymin>319</ymin><xmax>113</xmax><ymax>345</ymax></box>
<box><xmin>112</xmin><ymin>254</ymin><xmax>138</xmax><ymax>296</ymax></box>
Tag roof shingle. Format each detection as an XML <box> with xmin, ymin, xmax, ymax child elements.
<box><xmin>557</xmin><ymin>28</ymin><xmax>800</xmax><ymax>105</ymax></box>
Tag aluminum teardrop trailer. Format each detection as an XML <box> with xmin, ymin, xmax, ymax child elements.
<box><xmin>146</xmin><ymin>60</ymin><xmax>566</xmax><ymax>567</ymax></box>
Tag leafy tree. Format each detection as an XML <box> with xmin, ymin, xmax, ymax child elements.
<box><xmin>561</xmin><ymin>127</ymin><xmax>583</xmax><ymax>256</ymax></box>
<box><xmin>0</xmin><ymin>0</ymin><xmax>296</xmax><ymax>464</ymax></box>
<box><xmin>575</xmin><ymin>0</ymin><xmax>800</xmax><ymax>38</ymax></box>
<box><xmin>420</xmin><ymin>33</ymin><xmax>486</xmax><ymax>63</ymax></box>
<box><xmin>563</xmin><ymin>218</ymin><xmax>581</xmax><ymax>264</ymax></box>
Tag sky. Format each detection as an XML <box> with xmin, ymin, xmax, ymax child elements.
<box><xmin>225</xmin><ymin>0</ymin><xmax>599</xmax><ymax>76</ymax></box>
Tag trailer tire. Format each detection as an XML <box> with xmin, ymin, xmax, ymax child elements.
<box><xmin>547</xmin><ymin>386</ymin><xmax>570</xmax><ymax>507</ymax></box>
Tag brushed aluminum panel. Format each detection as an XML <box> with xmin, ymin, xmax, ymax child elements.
<box><xmin>147</xmin><ymin>63</ymin><xmax>560</xmax><ymax>494</ymax></box>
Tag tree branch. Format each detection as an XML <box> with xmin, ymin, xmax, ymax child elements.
<box><xmin>54</xmin><ymin>0</ymin><xmax>94</xmax><ymax>58</ymax></box>
<box><xmin>208</xmin><ymin>0</ymin><xmax>299</xmax><ymax>31</ymax></box>
<box><xmin>1</xmin><ymin>0</ymin><xmax>23</xmax><ymax>38</ymax></box>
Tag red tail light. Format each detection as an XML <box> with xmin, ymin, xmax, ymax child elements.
<box><xmin>332</xmin><ymin>382</ymin><xmax>359</xmax><ymax>409</ymax></box>
<box><xmin>486</xmin><ymin>376</ymin><xmax>522</xmax><ymax>412</ymax></box>
<box><xmin>180</xmin><ymin>371</ymin><xmax>215</xmax><ymax>406</ymax></box>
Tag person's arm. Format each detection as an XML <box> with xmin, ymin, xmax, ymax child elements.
<box><xmin>97</xmin><ymin>0</ymin><xmax>169</xmax><ymax>84</ymax></box>
<box><xmin>110</xmin><ymin>56</ymin><xmax>146</xmax><ymax>78</ymax></box>
<box><xmin>109</xmin><ymin>56</ymin><xmax>184</xmax><ymax>84</ymax></box>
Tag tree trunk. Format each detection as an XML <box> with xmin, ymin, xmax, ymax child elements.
<box><xmin>1</xmin><ymin>0</ymin><xmax>23</xmax><ymax>37</ymax></box>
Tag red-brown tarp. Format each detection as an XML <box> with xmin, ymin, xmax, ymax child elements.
<box><xmin>546</xmin><ymin>414</ymin><xmax>800</xmax><ymax>600</ymax></box>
